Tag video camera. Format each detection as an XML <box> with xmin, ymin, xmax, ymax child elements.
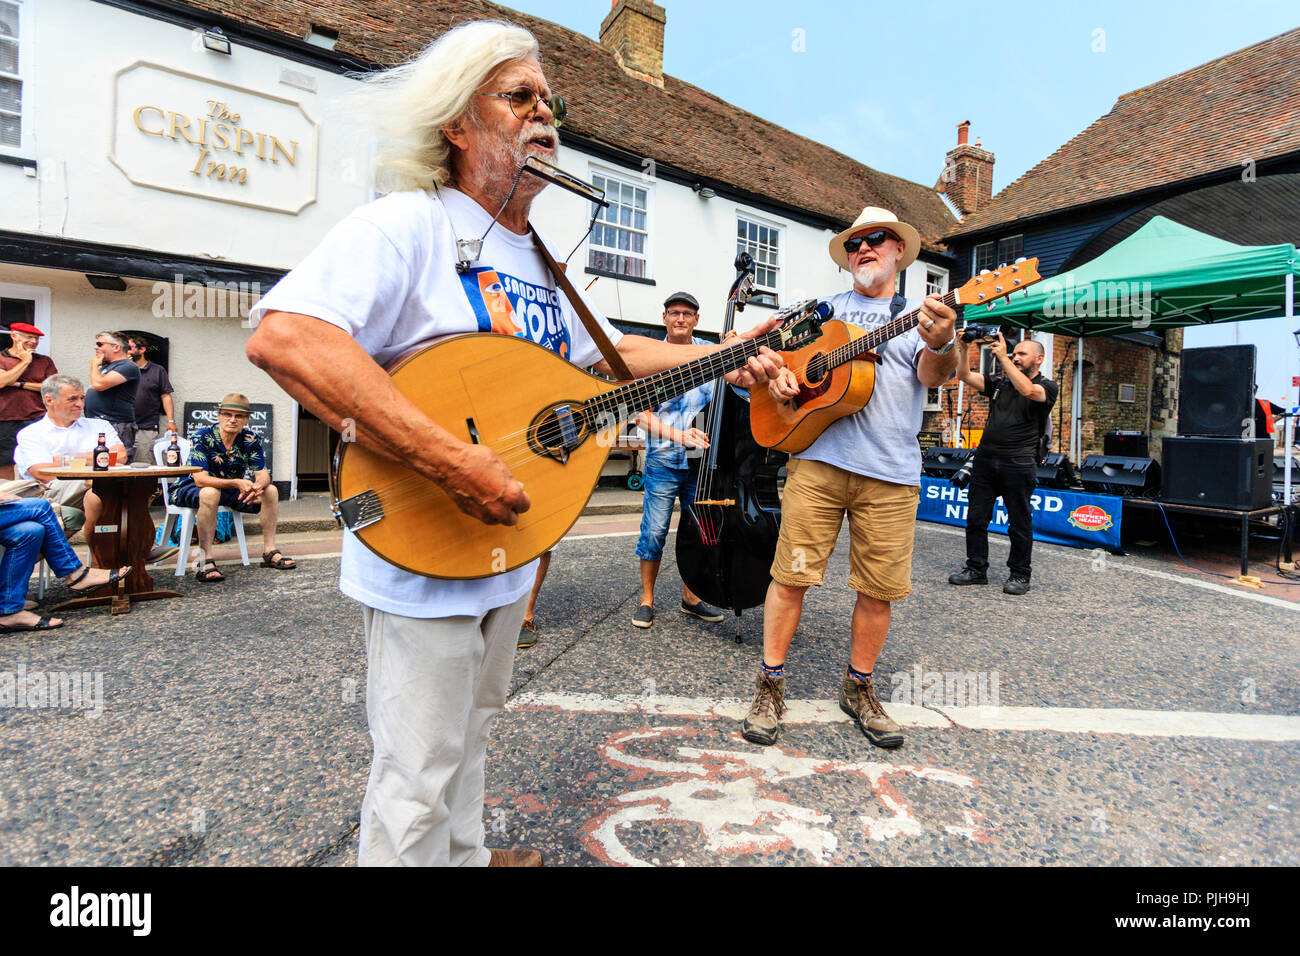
<box><xmin>960</xmin><ymin>323</ymin><xmax>1002</xmax><ymax>343</ymax></box>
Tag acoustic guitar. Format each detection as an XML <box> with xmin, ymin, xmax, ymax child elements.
<box><xmin>748</xmin><ymin>260</ymin><xmax>1043</xmax><ymax>453</ymax></box>
<box><xmin>330</xmin><ymin>300</ymin><xmax>826</xmax><ymax>579</ymax></box>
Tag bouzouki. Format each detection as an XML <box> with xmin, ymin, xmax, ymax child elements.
<box><xmin>749</xmin><ymin>260</ymin><xmax>1044</xmax><ymax>453</ymax></box>
<box><xmin>331</xmin><ymin>301</ymin><xmax>825</xmax><ymax>579</ymax></box>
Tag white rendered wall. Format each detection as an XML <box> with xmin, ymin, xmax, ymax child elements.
<box><xmin>0</xmin><ymin>0</ymin><xmax>951</xmax><ymax>480</ymax></box>
<box><xmin>0</xmin><ymin>0</ymin><xmax>371</xmax><ymax>265</ymax></box>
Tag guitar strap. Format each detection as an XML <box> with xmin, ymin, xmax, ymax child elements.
<box><xmin>889</xmin><ymin>292</ymin><xmax>908</xmax><ymax>324</ymax></box>
<box><xmin>529</xmin><ymin>225</ymin><xmax>634</xmax><ymax>382</ymax></box>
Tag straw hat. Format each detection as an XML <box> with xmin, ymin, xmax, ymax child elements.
<box><xmin>829</xmin><ymin>206</ymin><xmax>921</xmax><ymax>272</ymax></box>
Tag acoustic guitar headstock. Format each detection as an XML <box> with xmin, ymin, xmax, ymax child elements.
<box><xmin>773</xmin><ymin>299</ymin><xmax>833</xmax><ymax>350</ymax></box>
<box><xmin>954</xmin><ymin>258</ymin><xmax>1043</xmax><ymax>309</ymax></box>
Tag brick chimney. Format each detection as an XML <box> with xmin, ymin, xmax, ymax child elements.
<box><xmin>938</xmin><ymin>121</ymin><xmax>995</xmax><ymax>216</ymax></box>
<box><xmin>600</xmin><ymin>0</ymin><xmax>666</xmax><ymax>89</ymax></box>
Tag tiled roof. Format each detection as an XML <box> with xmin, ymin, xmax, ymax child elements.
<box><xmin>949</xmin><ymin>27</ymin><xmax>1300</xmax><ymax>237</ymax></box>
<box><xmin>172</xmin><ymin>0</ymin><xmax>956</xmax><ymax>251</ymax></box>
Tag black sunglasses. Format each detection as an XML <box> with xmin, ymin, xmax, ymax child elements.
<box><xmin>842</xmin><ymin>230</ymin><xmax>899</xmax><ymax>255</ymax></box>
<box><xmin>477</xmin><ymin>86</ymin><xmax>567</xmax><ymax>128</ymax></box>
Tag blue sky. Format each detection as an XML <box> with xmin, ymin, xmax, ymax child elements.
<box><xmin>512</xmin><ymin>0</ymin><xmax>1300</xmax><ymax>406</ymax></box>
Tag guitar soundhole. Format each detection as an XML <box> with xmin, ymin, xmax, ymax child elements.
<box><xmin>805</xmin><ymin>353</ymin><xmax>828</xmax><ymax>385</ymax></box>
<box><xmin>528</xmin><ymin>403</ymin><xmax>590</xmax><ymax>461</ymax></box>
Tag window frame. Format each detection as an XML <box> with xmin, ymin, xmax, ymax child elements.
<box><xmin>0</xmin><ymin>280</ymin><xmax>52</xmax><ymax>347</ymax></box>
<box><xmin>995</xmin><ymin>234</ymin><xmax>1024</xmax><ymax>267</ymax></box>
<box><xmin>0</xmin><ymin>0</ymin><xmax>31</xmax><ymax>157</ymax></box>
<box><xmin>585</xmin><ymin>164</ymin><xmax>653</xmax><ymax>281</ymax></box>
<box><xmin>735</xmin><ymin>210</ymin><xmax>784</xmax><ymax>309</ymax></box>
<box><xmin>972</xmin><ymin>241</ymin><xmax>994</xmax><ymax>275</ymax></box>
<box><xmin>925</xmin><ymin>265</ymin><xmax>949</xmax><ymax>297</ymax></box>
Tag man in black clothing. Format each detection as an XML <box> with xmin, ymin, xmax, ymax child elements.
<box><xmin>948</xmin><ymin>333</ymin><xmax>1058</xmax><ymax>595</ymax></box>
<box><xmin>86</xmin><ymin>330</ymin><xmax>140</xmax><ymax>459</ymax></box>
<box><xmin>127</xmin><ymin>334</ymin><xmax>176</xmax><ymax>463</ymax></box>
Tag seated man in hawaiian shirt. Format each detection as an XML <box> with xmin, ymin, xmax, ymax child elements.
<box><xmin>168</xmin><ymin>393</ymin><xmax>293</xmax><ymax>581</ymax></box>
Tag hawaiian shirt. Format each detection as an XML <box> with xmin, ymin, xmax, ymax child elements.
<box><xmin>644</xmin><ymin>337</ymin><xmax>716</xmax><ymax>471</ymax></box>
<box><xmin>169</xmin><ymin>425</ymin><xmax>266</xmax><ymax>500</ymax></box>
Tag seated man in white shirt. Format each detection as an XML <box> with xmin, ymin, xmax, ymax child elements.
<box><xmin>1</xmin><ymin>374</ymin><xmax>120</xmax><ymax>536</ymax></box>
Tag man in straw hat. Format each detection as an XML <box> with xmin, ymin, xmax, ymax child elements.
<box><xmin>167</xmin><ymin>393</ymin><xmax>290</xmax><ymax>581</ymax></box>
<box><xmin>741</xmin><ymin>207</ymin><xmax>960</xmax><ymax>751</ymax></box>
<box><xmin>245</xmin><ymin>20</ymin><xmax>785</xmax><ymax>866</ymax></box>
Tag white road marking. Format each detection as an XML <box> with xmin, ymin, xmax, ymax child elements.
<box><xmin>920</xmin><ymin>524</ymin><xmax>1300</xmax><ymax>612</ymax></box>
<box><xmin>510</xmin><ymin>691</ymin><xmax>1300</xmax><ymax>742</ymax></box>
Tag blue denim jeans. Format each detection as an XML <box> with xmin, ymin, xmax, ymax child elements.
<box><xmin>0</xmin><ymin>497</ymin><xmax>83</xmax><ymax>614</ymax></box>
<box><xmin>635</xmin><ymin>462</ymin><xmax>697</xmax><ymax>562</ymax></box>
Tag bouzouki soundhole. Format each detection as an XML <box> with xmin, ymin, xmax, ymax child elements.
<box><xmin>528</xmin><ymin>401</ymin><xmax>591</xmax><ymax>462</ymax></box>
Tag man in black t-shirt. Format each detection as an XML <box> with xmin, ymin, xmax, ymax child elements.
<box><xmin>948</xmin><ymin>334</ymin><xmax>1058</xmax><ymax>594</ymax></box>
<box><xmin>86</xmin><ymin>330</ymin><xmax>141</xmax><ymax>458</ymax></box>
<box><xmin>127</xmin><ymin>334</ymin><xmax>176</xmax><ymax>463</ymax></box>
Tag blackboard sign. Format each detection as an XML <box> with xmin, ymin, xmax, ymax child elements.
<box><xmin>917</xmin><ymin>431</ymin><xmax>944</xmax><ymax>454</ymax></box>
<box><xmin>183</xmin><ymin>402</ymin><xmax>275</xmax><ymax>476</ymax></box>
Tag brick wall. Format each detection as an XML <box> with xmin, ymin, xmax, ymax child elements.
<box><xmin>920</xmin><ymin>332</ymin><xmax>1172</xmax><ymax>460</ymax></box>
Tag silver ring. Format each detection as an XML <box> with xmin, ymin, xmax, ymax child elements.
<box><xmin>922</xmin><ymin>319</ymin><xmax>935</xmax><ymax>330</ymax></box>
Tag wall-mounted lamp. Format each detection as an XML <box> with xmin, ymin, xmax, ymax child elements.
<box><xmin>692</xmin><ymin>183</ymin><xmax>716</xmax><ymax>200</ymax></box>
<box><xmin>202</xmin><ymin>27</ymin><xmax>232</xmax><ymax>55</ymax></box>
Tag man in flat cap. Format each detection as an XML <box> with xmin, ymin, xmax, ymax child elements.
<box><xmin>0</xmin><ymin>323</ymin><xmax>58</xmax><ymax>481</ymax></box>
<box><xmin>630</xmin><ymin>292</ymin><xmax>726</xmax><ymax>629</ymax></box>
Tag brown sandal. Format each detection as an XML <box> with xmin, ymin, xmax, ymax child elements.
<box><xmin>195</xmin><ymin>558</ymin><xmax>225</xmax><ymax>583</ymax></box>
<box><xmin>261</xmin><ymin>549</ymin><xmax>296</xmax><ymax>570</ymax></box>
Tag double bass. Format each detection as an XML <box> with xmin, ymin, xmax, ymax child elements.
<box><xmin>675</xmin><ymin>253</ymin><xmax>825</xmax><ymax>642</ymax></box>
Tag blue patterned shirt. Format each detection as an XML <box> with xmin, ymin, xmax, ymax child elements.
<box><xmin>645</xmin><ymin>337</ymin><xmax>716</xmax><ymax>470</ymax></box>
<box><xmin>169</xmin><ymin>425</ymin><xmax>267</xmax><ymax>501</ymax></box>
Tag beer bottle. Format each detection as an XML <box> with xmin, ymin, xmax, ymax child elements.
<box><xmin>164</xmin><ymin>433</ymin><xmax>182</xmax><ymax>467</ymax></box>
<box><xmin>93</xmin><ymin>433</ymin><xmax>110</xmax><ymax>471</ymax></box>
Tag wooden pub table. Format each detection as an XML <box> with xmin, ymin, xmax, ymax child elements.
<box><xmin>42</xmin><ymin>464</ymin><xmax>200</xmax><ymax>615</ymax></box>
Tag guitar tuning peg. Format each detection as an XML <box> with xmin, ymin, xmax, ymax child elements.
<box><xmin>1014</xmin><ymin>256</ymin><xmax>1027</xmax><ymax>264</ymax></box>
<box><xmin>986</xmin><ymin>303</ymin><xmax>997</xmax><ymax>311</ymax></box>
<box><xmin>998</xmin><ymin>262</ymin><xmax>1008</xmax><ymax>269</ymax></box>
<box><xmin>978</xmin><ymin>269</ymin><xmax>991</xmax><ymax>276</ymax></box>
<box><xmin>1023</xmin><ymin>288</ymin><xmax>1030</xmax><ymax>298</ymax></box>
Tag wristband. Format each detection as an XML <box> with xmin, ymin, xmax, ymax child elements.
<box><xmin>925</xmin><ymin>337</ymin><xmax>957</xmax><ymax>356</ymax></box>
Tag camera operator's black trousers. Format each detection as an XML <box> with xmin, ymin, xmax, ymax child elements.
<box><xmin>964</xmin><ymin>454</ymin><xmax>1037</xmax><ymax>579</ymax></box>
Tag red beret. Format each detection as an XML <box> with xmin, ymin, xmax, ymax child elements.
<box><xmin>6</xmin><ymin>323</ymin><xmax>43</xmax><ymax>337</ymax></box>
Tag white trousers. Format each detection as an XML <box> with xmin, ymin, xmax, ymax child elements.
<box><xmin>357</xmin><ymin>594</ymin><xmax>527</xmax><ymax>867</ymax></box>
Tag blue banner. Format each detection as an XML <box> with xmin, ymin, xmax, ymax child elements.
<box><xmin>917</xmin><ymin>477</ymin><xmax>1123</xmax><ymax>553</ymax></box>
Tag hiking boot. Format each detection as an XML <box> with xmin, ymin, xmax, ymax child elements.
<box><xmin>948</xmin><ymin>567</ymin><xmax>988</xmax><ymax>585</ymax></box>
<box><xmin>1003</xmin><ymin>575</ymin><xmax>1031</xmax><ymax>595</ymax></box>
<box><xmin>517</xmin><ymin>618</ymin><xmax>538</xmax><ymax>649</ymax></box>
<box><xmin>840</xmin><ymin>672</ymin><xmax>904</xmax><ymax>749</ymax></box>
<box><xmin>741</xmin><ymin>672</ymin><xmax>786</xmax><ymax>746</ymax></box>
<box><xmin>488</xmin><ymin>847</ymin><xmax>543</xmax><ymax>867</ymax></box>
<box><xmin>680</xmin><ymin>599</ymin><xmax>724</xmax><ymax>622</ymax></box>
<box><xmin>632</xmin><ymin>605</ymin><xmax>655</xmax><ymax>628</ymax></box>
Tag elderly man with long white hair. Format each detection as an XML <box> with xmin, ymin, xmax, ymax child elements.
<box><xmin>247</xmin><ymin>20</ymin><xmax>786</xmax><ymax>867</ymax></box>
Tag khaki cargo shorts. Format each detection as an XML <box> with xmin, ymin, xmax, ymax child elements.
<box><xmin>770</xmin><ymin>457</ymin><xmax>920</xmax><ymax>602</ymax></box>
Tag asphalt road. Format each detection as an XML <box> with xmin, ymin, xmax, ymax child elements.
<box><xmin>0</xmin><ymin>522</ymin><xmax>1295</xmax><ymax>867</ymax></box>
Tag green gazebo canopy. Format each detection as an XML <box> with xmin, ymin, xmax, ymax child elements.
<box><xmin>978</xmin><ymin>216</ymin><xmax>1300</xmax><ymax>336</ymax></box>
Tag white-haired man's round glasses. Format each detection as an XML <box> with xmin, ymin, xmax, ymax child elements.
<box><xmin>476</xmin><ymin>86</ymin><xmax>566</xmax><ymax>128</ymax></box>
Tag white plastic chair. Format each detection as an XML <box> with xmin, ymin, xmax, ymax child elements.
<box><xmin>153</xmin><ymin>436</ymin><xmax>249</xmax><ymax>577</ymax></box>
